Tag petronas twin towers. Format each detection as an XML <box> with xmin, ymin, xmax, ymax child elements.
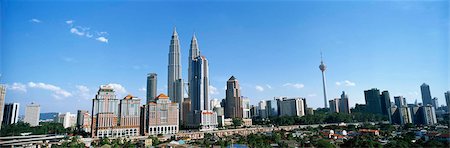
<box><xmin>167</xmin><ymin>28</ymin><xmax>210</xmax><ymax>127</ymax></box>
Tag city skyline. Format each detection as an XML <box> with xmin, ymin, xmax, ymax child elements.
<box><xmin>1</xmin><ymin>1</ymin><xmax>448</xmax><ymax>114</ymax></box>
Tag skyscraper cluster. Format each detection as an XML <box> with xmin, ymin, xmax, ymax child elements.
<box><xmin>142</xmin><ymin>28</ymin><xmax>217</xmax><ymax>131</ymax></box>
<box><xmin>329</xmin><ymin>91</ymin><xmax>351</xmax><ymax>114</ymax></box>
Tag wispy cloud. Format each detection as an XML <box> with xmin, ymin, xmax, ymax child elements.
<box><xmin>6</xmin><ymin>83</ymin><xmax>27</xmax><ymax>92</ymax></box>
<box><xmin>75</xmin><ymin>85</ymin><xmax>90</xmax><ymax>100</ymax></box>
<box><xmin>255</xmin><ymin>85</ymin><xmax>264</xmax><ymax>92</ymax></box>
<box><xmin>336</xmin><ymin>80</ymin><xmax>356</xmax><ymax>87</ymax></box>
<box><xmin>66</xmin><ymin>19</ymin><xmax>109</xmax><ymax>43</ymax></box>
<box><xmin>29</xmin><ymin>18</ymin><xmax>41</xmax><ymax>23</ymax></box>
<box><xmin>266</xmin><ymin>84</ymin><xmax>272</xmax><ymax>89</ymax></box>
<box><xmin>28</xmin><ymin>82</ymin><xmax>72</xmax><ymax>99</ymax></box>
<box><xmin>283</xmin><ymin>83</ymin><xmax>305</xmax><ymax>89</ymax></box>
<box><xmin>209</xmin><ymin>85</ymin><xmax>219</xmax><ymax>95</ymax></box>
<box><xmin>70</xmin><ymin>28</ymin><xmax>85</xmax><ymax>36</ymax></box>
<box><xmin>139</xmin><ymin>87</ymin><xmax>146</xmax><ymax>92</ymax></box>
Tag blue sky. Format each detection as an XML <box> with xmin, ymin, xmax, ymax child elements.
<box><xmin>1</xmin><ymin>0</ymin><xmax>448</xmax><ymax>114</ymax></box>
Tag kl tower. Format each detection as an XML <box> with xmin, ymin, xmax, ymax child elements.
<box><xmin>319</xmin><ymin>52</ymin><xmax>328</xmax><ymax>108</ymax></box>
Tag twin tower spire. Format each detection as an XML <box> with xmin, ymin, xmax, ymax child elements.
<box><xmin>167</xmin><ymin>27</ymin><xmax>201</xmax><ymax>101</ymax></box>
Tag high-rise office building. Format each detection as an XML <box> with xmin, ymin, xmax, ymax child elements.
<box><xmin>2</xmin><ymin>103</ymin><xmax>19</xmax><ymax>125</ymax></box>
<box><xmin>92</xmin><ymin>86</ymin><xmax>141</xmax><ymax>138</ymax></box>
<box><xmin>92</xmin><ymin>85</ymin><xmax>119</xmax><ymax>137</ymax></box>
<box><xmin>182</xmin><ymin>98</ymin><xmax>191</xmax><ymax>126</ymax></box>
<box><xmin>0</xmin><ymin>84</ymin><xmax>5</xmax><ymax>128</ymax></box>
<box><xmin>147</xmin><ymin>94</ymin><xmax>179</xmax><ymax>135</ymax></box>
<box><xmin>266</xmin><ymin>100</ymin><xmax>278</xmax><ymax>117</ymax></box>
<box><xmin>191</xmin><ymin>56</ymin><xmax>209</xmax><ymax>112</ymax></box>
<box><xmin>258</xmin><ymin>100</ymin><xmax>267</xmax><ymax>119</ymax></box>
<box><xmin>420</xmin><ymin>83</ymin><xmax>432</xmax><ymax>106</ymax></box>
<box><xmin>118</xmin><ymin>95</ymin><xmax>141</xmax><ymax>136</ymax></box>
<box><xmin>188</xmin><ymin>34</ymin><xmax>200</xmax><ymax>105</ymax></box>
<box><xmin>76</xmin><ymin>110</ymin><xmax>91</xmax><ymax>133</ymax></box>
<box><xmin>24</xmin><ymin>103</ymin><xmax>40</xmax><ymax>126</ymax></box>
<box><xmin>146</xmin><ymin>73</ymin><xmax>157</xmax><ymax>103</ymax></box>
<box><xmin>445</xmin><ymin>91</ymin><xmax>450</xmax><ymax>112</ymax></box>
<box><xmin>364</xmin><ymin>89</ymin><xmax>392</xmax><ymax>117</ymax></box>
<box><xmin>167</xmin><ymin>28</ymin><xmax>183</xmax><ymax>105</ymax></box>
<box><xmin>394</xmin><ymin>96</ymin><xmax>407</xmax><ymax>108</ymax></box>
<box><xmin>364</xmin><ymin>88</ymin><xmax>382</xmax><ymax>114</ymax></box>
<box><xmin>57</xmin><ymin>112</ymin><xmax>77</xmax><ymax>128</ymax></box>
<box><xmin>242</xmin><ymin>98</ymin><xmax>251</xmax><ymax>119</ymax></box>
<box><xmin>391</xmin><ymin>106</ymin><xmax>413</xmax><ymax>125</ymax></box>
<box><xmin>431</xmin><ymin>97</ymin><xmax>438</xmax><ymax>109</ymax></box>
<box><xmin>339</xmin><ymin>91</ymin><xmax>350</xmax><ymax>114</ymax></box>
<box><xmin>225</xmin><ymin>76</ymin><xmax>243</xmax><ymax>119</ymax></box>
<box><xmin>329</xmin><ymin>98</ymin><xmax>339</xmax><ymax>113</ymax></box>
<box><xmin>420</xmin><ymin>105</ymin><xmax>437</xmax><ymax>125</ymax></box>
<box><xmin>380</xmin><ymin>91</ymin><xmax>392</xmax><ymax>116</ymax></box>
<box><xmin>319</xmin><ymin>52</ymin><xmax>328</xmax><ymax>108</ymax></box>
<box><xmin>279</xmin><ymin>98</ymin><xmax>305</xmax><ymax>117</ymax></box>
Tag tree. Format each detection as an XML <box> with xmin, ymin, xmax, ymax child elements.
<box><xmin>148</xmin><ymin>136</ymin><xmax>160</xmax><ymax>146</ymax></box>
<box><xmin>315</xmin><ymin>139</ymin><xmax>335</xmax><ymax>148</ymax></box>
<box><xmin>232</xmin><ymin>118</ymin><xmax>243</xmax><ymax>128</ymax></box>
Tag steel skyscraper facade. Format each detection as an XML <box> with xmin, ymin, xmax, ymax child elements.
<box><xmin>146</xmin><ymin>73</ymin><xmax>157</xmax><ymax>103</ymax></box>
<box><xmin>420</xmin><ymin>83</ymin><xmax>432</xmax><ymax>106</ymax></box>
<box><xmin>168</xmin><ymin>28</ymin><xmax>183</xmax><ymax>104</ymax></box>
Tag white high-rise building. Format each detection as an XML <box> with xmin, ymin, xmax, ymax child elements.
<box><xmin>24</xmin><ymin>103</ymin><xmax>40</xmax><ymax>126</ymax></box>
<box><xmin>258</xmin><ymin>100</ymin><xmax>267</xmax><ymax>118</ymax></box>
<box><xmin>242</xmin><ymin>98</ymin><xmax>251</xmax><ymax>119</ymax></box>
<box><xmin>58</xmin><ymin>112</ymin><xmax>76</xmax><ymax>128</ymax></box>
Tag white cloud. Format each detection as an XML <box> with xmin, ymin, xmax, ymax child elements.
<box><xmin>266</xmin><ymin>84</ymin><xmax>272</xmax><ymax>89</ymax></box>
<box><xmin>336</xmin><ymin>80</ymin><xmax>356</xmax><ymax>87</ymax></box>
<box><xmin>28</xmin><ymin>82</ymin><xmax>72</xmax><ymax>99</ymax></box>
<box><xmin>255</xmin><ymin>85</ymin><xmax>264</xmax><ymax>92</ymax></box>
<box><xmin>86</xmin><ymin>33</ymin><xmax>93</xmax><ymax>38</ymax></box>
<box><xmin>6</xmin><ymin>83</ymin><xmax>27</xmax><ymax>92</ymax></box>
<box><xmin>209</xmin><ymin>85</ymin><xmax>219</xmax><ymax>95</ymax></box>
<box><xmin>344</xmin><ymin>80</ymin><xmax>356</xmax><ymax>86</ymax></box>
<box><xmin>96</xmin><ymin>37</ymin><xmax>108</xmax><ymax>43</ymax></box>
<box><xmin>66</xmin><ymin>20</ymin><xmax>109</xmax><ymax>43</ymax></box>
<box><xmin>30</xmin><ymin>18</ymin><xmax>41</xmax><ymax>23</ymax></box>
<box><xmin>107</xmin><ymin>83</ymin><xmax>127</xmax><ymax>96</ymax></box>
<box><xmin>70</xmin><ymin>28</ymin><xmax>85</xmax><ymax>36</ymax></box>
<box><xmin>139</xmin><ymin>87</ymin><xmax>146</xmax><ymax>92</ymax></box>
<box><xmin>65</xmin><ymin>20</ymin><xmax>74</xmax><ymax>25</ymax></box>
<box><xmin>283</xmin><ymin>83</ymin><xmax>305</xmax><ymax>89</ymax></box>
